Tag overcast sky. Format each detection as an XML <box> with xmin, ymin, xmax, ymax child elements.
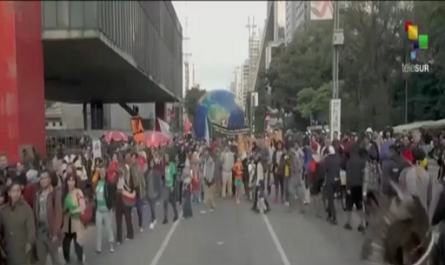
<box><xmin>173</xmin><ymin>1</ymin><xmax>267</xmax><ymax>90</ymax></box>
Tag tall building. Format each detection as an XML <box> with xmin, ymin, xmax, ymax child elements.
<box><xmin>184</xmin><ymin>62</ymin><xmax>195</xmax><ymax>91</ymax></box>
<box><xmin>247</xmin><ymin>30</ymin><xmax>260</xmax><ymax>93</ymax></box>
<box><xmin>272</xmin><ymin>1</ymin><xmax>287</xmax><ymax>41</ymax></box>
<box><xmin>242</xmin><ymin>60</ymin><xmax>250</xmax><ymax>109</ymax></box>
<box><xmin>230</xmin><ymin>81</ymin><xmax>236</xmax><ymax>94</ymax></box>
<box><xmin>233</xmin><ymin>66</ymin><xmax>244</xmax><ymax>109</ymax></box>
<box><xmin>285</xmin><ymin>1</ymin><xmax>310</xmax><ymax>44</ymax></box>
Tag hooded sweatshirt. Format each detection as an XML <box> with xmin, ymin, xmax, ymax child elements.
<box><xmin>346</xmin><ymin>146</ymin><xmax>367</xmax><ymax>189</ymax></box>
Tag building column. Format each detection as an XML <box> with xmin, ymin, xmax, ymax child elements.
<box><xmin>0</xmin><ymin>2</ymin><xmax>45</xmax><ymax>163</ymax></box>
<box><xmin>155</xmin><ymin>103</ymin><xmax>166</xmax><ymax>131</ymax></box>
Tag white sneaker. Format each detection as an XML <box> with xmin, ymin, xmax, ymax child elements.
<box><xmin>149</xmin><ymin>220</ymin><xmax>156</xmax><ymax>229</ymax></box>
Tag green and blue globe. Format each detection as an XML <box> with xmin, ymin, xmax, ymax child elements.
<box><xmin>193</xmin><ymin>89</ymin><xmax>246</xmax><ymax>138</ymax></box>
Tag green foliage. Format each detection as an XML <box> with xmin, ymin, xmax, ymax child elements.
<box><xmin>268</xmin><ymin>1</ymin><xmax>445</xmax><ymax>130</ymax></box>
<box><xmin>267</xmin><ymin>22</ymin><xmax>332</xmax><ymax>111</ymax></box>
<box><xmin>296</xmin><ymin>82</ymin><xmax>339</xmax><ymax>121</ymax></box>
<box><xmin>184</xmin><ymin>85</ymin><xmax>206</xmax><ymax>122</ymax></box>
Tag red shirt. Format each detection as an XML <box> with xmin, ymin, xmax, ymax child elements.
<box><xmin>137</xmin><ymin>156</ymin><xmax>146</xmax><ymax>171</ymax></box>
<box><xmin>23</xmin><ymin>183</ymin><xmax>36</xmax><ymax>209</ymax></box>
<box><xmin>107</xmin><ymin>161</ymin><xmax>118</xmax><ymax>183</ymax></box>
<box><xmin>402</xmin><ymin>149</ymin><xmax>413</xmax><ymax>164</ymax></box>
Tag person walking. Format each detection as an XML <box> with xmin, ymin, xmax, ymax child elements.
<box><xmin>146</xmin><ymin>159</ymin><xmax>160</xmax><ymax>229</ymax></box>
<box><xmin>61</xmin><ymin>174</ymin><xmax>86</xmax><ymax>264</ymax></box>
<box><xmin>203</xmin><ymin>149</ymin><xmax>216</xmax><ymax>213</ymax></box>
<box><xmin>220</xmin><ymin>145</ymin><xmax>234</xmax><ymax>198</ymax></box>
<box><xmin>129</xmin><ymin>152</ymin><xmax>146</xmax><ymax>232</ymax></box>
<box><xmin>162</xmin><ymin>154</ymin><xmax>178</xmax><ymax>224</ymax></box>
<box><xmin>94</xmin><ymin>164</ymin><xmax>115</xmax><ymax>254</ymax></box>
<box><xmin>181</xmin><ymin>159</ymin><xmax>193</xmax><ymax>218</ymax></box>
<box><xmin>1</xmin><ymin>181</ymin><xmax>36</xmax><ymax>265</ymax></box>
<box><xmin>233</xmin><ymin>157</ymin><xmax>243</xmax><ymax>204</ymax></box>
<box><xmin>34</xmin><ymin>170</ymin><xmax>63</xmax><ymax>265</ymax></box>
<box><xmin>115</xmin><ymin>160</ymin><xmax>134</xmax><ymax>244</ymax></box>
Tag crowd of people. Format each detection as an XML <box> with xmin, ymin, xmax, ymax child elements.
<box><xmin>1</xmin><ymin>125</ymin><xmax>445</xmax><ymax>265</ymax></box>
<box><xmin>0</xmin><ymin>138</ymin><xmax>223</xmax><ymax>265</ymax></box>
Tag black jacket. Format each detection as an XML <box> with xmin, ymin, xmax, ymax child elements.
<box><xmin>346</xmin><ymin>151</ymin><xmax>367</xmax><ymax>189</ymax></box>
<box><xmin>94</xmin><ymin>179</ymin><xmax>116</xmax><ymax>210</ymax></box>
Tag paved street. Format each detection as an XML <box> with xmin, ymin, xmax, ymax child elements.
<box><xmin>70</xmin><ymin>160</ymin><xmax>441</xmax><ymax>265</ymax></box>
<box><xmin>77</xmin><ymin>198</ymin><xmax>366</xmax><ymax>265</ymax></box>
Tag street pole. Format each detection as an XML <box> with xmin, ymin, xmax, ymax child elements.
<box><xmin>333</xmin><ymin>1</ymin><xmax>340</xmax><ymax>100</ymax></box>
<box><xmin>330</xmin><ymin>1</ymin><xmax>344</xmax><ymax>140</ymax></box>
<box><xmin>404</xmin><ymin>52</ymin><xmax>409</xmax><ymax>123</ymax></box>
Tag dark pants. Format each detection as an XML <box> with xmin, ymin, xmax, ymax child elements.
<box><xmin>325</xmin><ymin>184</ymin><xmax>337</xmax><ymax>221</ymax></box>
<box><xmin>243</xmin><ymin>176</ymin><xmax>250</xmax><ymax>199</ymax></box>
<box><xmin>274</xmin><ymin>174</ymin><xmax>284</xmax><ymax>201</ymax></box>
<box><xmin>135</xmin><ymin>195</ymin><xmax>143</xmax><ymax>228</ymax></box>
<box><xmin>266</xmin><ymin>169</ymin><xmax>272</xmax><ymax>195</ymax></box>
<box><xmin>163</xmin><ymin>187</ymin><xmax>178</xmax><ymax>220</ymax></box>
<box><xmin>252</xmin><ymin>180</ymin><xmax>270</xmax><ymax>211</ymax></box>
<box><xmin>183</xmin><ymin>189</ymin><xmax>193</xmax><ymax>218</ymax></box>
<box><xmin>147</xmin><ymin>197</ymin><xmax>156</xmax><ymax>223</ymax></box>
<box><xmin>177</xmin><ymin>181</ymin><xmax>184</xmax><ymax>204</ymax></box>
<box><xmin>115</xmin><ymin>194</ymin><xmax>134</xmax><ymax>243</ymax></box>
<box><xmin>62</xmin><ymin>233</ymin><xmax>83</xmax><ymax>263</ymax></box>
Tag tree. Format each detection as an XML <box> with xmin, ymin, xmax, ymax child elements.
<box><xmin>267</xmin><ymin>21</ymin><xmax>332</xmax><ymax>112</ymax></box>
<box><xmin>268</xmin><ymin>1</ymin><xmax>445</xmax><ymax>131</ymax></box>
<box><xmin>184</xmin><ymin>85</ymin><xmax>206</xmax><ymax>122</ymax></box>
<box><xmin>296</xmin><ymin>82</ymin><xmax>338</xmax><ymax>123</ymax></box>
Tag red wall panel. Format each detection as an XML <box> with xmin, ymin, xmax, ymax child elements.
<box><xmin>0</xmin><ymin>2</ymin><xmax>45</xmax><ymax>163</ymax></box>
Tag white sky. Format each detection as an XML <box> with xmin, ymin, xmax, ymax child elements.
<box><xmin>173</xmin><ymin>1</ymin><xmax>267</xmax><ymax>90</ymax></box>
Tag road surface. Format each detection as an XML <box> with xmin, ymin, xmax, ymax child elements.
<box><xmin>70</xmin><ymin>161</ymin><xmax>441</xmax><ymax>265</ymax></box>
<box><xmin>77</xmin><ymin>200</ymin><xmax>365</xmax><ymax>265</ymax></box>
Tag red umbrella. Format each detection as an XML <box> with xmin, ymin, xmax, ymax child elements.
<box><xmin>104</xmin><ymin>131</ymin><xmax>128</xmax><ymax>142</ymax></box>
<box><xmin>145</xmin><ymin>131</ymin><xmax>171</xmax><ymax>147</ymax></box>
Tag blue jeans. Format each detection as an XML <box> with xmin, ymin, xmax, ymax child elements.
<box><xmin>136</xmin><ymin>195</ymin><xmax>144</xmax><ymax>228</ymax></box>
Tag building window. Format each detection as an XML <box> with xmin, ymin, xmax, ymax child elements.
<box><xmin>45</xmin><ymin>122</ymin><xmax>48</xmax><ymax>127</ymax></box>
<box><xmin>52</xmin><ymin>122</ymin><xmax>56</xmax><ymax>127</ymax></box>
<box><xmin>59</xmin><ymin>121</ymin><xmax>63</xmax><ymax>126</ymax></box>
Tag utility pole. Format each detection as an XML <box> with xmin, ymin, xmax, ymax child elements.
<box><xmin>330</xmin><ymin>1</ymin><xmax>344</xmax><ymax>140</ymax></box>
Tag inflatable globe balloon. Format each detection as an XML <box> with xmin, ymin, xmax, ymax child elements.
<box><xmin>193</xmin><ymin>89</ymin><xmax>247</xmax><ymax>139</ymax></box>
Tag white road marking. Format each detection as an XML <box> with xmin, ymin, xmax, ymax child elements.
<box><xmin>149</xmin><ymin>212</ymin><xmax>182</xmax><ymax>265</ymax></box>
<box><xmin>262</xmin><ymin>214</ymin><xmax>291</xmax><ymax>265</ymax></box>
<box><xmin>217</xmin><ymin>241</ymin><xmax>224</xmax><ymax>245</ymax></box>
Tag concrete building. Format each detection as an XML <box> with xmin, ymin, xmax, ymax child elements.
<box><xmin>247</xmin><ymin>31</ymin><xmax>261</xmax><ymax>95</ymax></box>
<box><xmin>230</xmin><ymin>66</ymin><xmax>244</xmax><ymax>109</ymax></box>
<box><xmin>184</xmin><ymin>62</ymin><xmax>195</xmax><ymax>91</ymax></box>
<box><xmin>272</xmin><ymin>1</ymin><xmax>287</xmax><ymax>41</ymax></box>
<box><xmin>242</xmin><ymin>60</ymin><xmax>250</xmax><ymax>108</ymax></box>
<box><xmin>45</xmin><ymin>103</ymin><xmax>159</xmax><ymax>132</ymax></box>
<box><xmin>285</xmin><ymin>1</ymin><xmax>310</xmax><ymax>44</ymax></box>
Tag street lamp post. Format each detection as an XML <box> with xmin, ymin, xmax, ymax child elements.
<box><xmin>330</xmin><ymin>1</ymin><xmax>344</xmax><ymax>140</ymax></box>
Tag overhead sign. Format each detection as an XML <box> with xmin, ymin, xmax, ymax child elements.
<box><xmin>310</xmin><ymin>1</ymin><xmax>333</xmax><ymax>21</ymax></box>
<box><xmin>330</xmin><ymin>99</ymin><xmax>341</xmax><ymax>140</ymax></box>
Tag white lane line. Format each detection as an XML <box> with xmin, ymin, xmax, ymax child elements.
<box><xmin>149</xmin><ymin>212</ymin><xmax>182</xmax><ymax>265</ymax></box>
<box><xmin>262</xmin><ymin>214</ymin><xmax>291</xmax><ymax>265</ymax></box>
